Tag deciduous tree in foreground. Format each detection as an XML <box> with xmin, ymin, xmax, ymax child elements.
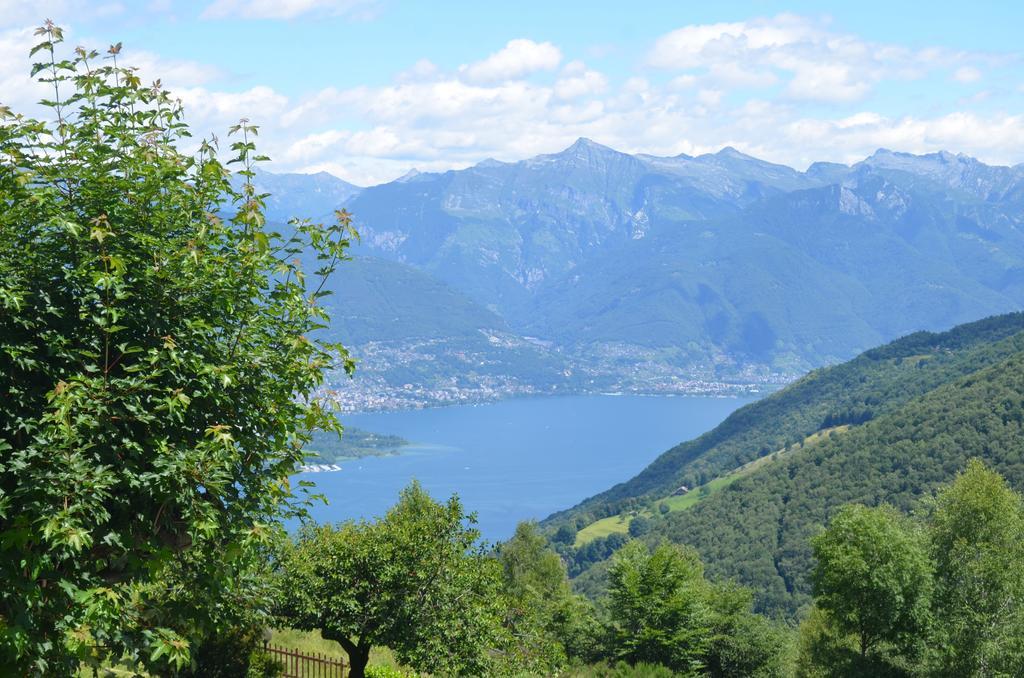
<box><xmin>276</xmin><ymin>482</ymin><xmax>504</xmax><ymax>678</ymax></box>
<box><xmin>0</xmin><ymin>23</ymin><xmax>353</xmax><ymax>673</ymax></box>
<box><xmin>810</xmin><ymin>504</ymin><xmax>932</xmax><ymax>661</ymax></box>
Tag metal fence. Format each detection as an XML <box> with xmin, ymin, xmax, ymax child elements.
<box><xmin>264</xmin><ymin>643</ymin><xmax>347</xmax><ymax>678</ymax></box>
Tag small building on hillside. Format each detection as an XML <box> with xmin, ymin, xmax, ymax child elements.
<box><xmin>672</xmin><ymin>485</ymin><xmax>690</xmax><ymax>496</ymax></box>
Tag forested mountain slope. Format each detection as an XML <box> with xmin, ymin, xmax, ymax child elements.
<box><xmin>545</xmin><ymin>313</ymin><xmax>1024</xmax><ymax>617</ymax></box>
<box><xmin>673</xmin><ymin>344</ymin><xmax>1024</xmax><ymax>617</ymax></box>
<box><xmin>548</xmin><ymin>313</ymin><xmax>1024</xmax><ymax>524</ymax></box>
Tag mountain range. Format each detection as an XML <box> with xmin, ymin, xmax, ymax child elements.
<box><xmin>258</xmin><ymin>142</ymin><xmax>1024</xmax><ymax>400</ymax></box>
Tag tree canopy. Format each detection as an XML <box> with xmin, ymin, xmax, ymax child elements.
<box><xmin>0</xmin><ymin>23</ymin><xmax>353</xmax><ymax>673</ymax></box>
<box><xmin>928</xmin><ymin>460</ymin><xmax>1024</xmax><ymax>676</ymax></box>
<box><xmin>276</xmin><ymin>482</ymin><xmax>504</xmax><ymax>678</ymax></box>
<box><xmin>810</xmin><ymin>504</ymin><xmax>932</xmax><ymax>659</ymax></box>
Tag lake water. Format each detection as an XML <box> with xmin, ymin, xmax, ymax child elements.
<box><xmin>299</xmin><ymin>394</ymin><xmax>755</xmax><ymax>542</ymax></box>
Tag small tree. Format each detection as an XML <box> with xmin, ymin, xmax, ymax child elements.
<box><xmin>496</xmin><ymin>521</ymin><xmax>601</xmax><ymax>671</ymax></box>
<box><xmin>607</xmin><ymin>540</ymin><xmax>713</xmax><ymax>675</ymax></box>
<box><xmin>0</xmin><ymin>24</ymin><xmax>353</xmax><ymax>673</ymax></box>
<box><xmin>928</xmin><ymin>459</ymin><xmax>1024</xmax><ymax>676</ymax></box>
<box><xmin>628</xmin><ymin>515</ymin><xmax>652</xmax><ymax>537</ymax></box>
<box><xmin>810</xmin><ymin>504</ymin><xmax>932</xmax><ymax>661</ymax></box>
<box><xmin>277</xmin><ymin>483</ymin><xmax>504</xmax><ymax>678</ymax></box>
<box><xmin>703</xmin><ymin>582</ymin><xmax>792</xmax><ymax>678</ymax></box>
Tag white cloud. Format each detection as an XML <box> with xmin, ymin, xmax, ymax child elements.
<box><xmin>554</xmin><ymin>62</ymin><xmax>607</xmax><ymax>100</ymax></box>
<box><xmin>784</xmin><ymin>111</ymin><xmax>1024</xmax><ymax>167</ymax></box>
<box><xmin>201</xmin><ymin>0</ymin><xmax>377</xmax><ymax>20</ymax></box>
<box><xmin>459</xmin><ymin>39</ymin><xmax>561</xmax><ymax>84</ymax></box>
<box><xmin>0</xmin><ymin>26</ymin><xmax>48</xmax><ymax>112</ymax></box>
<box><xmin>649</xmin><ymin>15</ymin><xmax>817</xmax><ymax>69</ymax></box>
<box><xmin>5</xmin><ymin>15</ymin><xmax>1020</xmax><ymax>187</ymax></box>
<box><xmin>952</xmin><ymin>66</ymin><xmax>982</xmax><ymax>83</ymax></box>
<box><xmin>176</xmin><ymin>85</ymin><xmax>290</xmax><ymax>131</ymax></box>
<box><xmin>696</xmin><ymin>89</ymin><xmax>723</xmax><ymax>107</ymax></box>
<box><xmin>647</xmin><ymin>14</ymin><xmax>970</xmax><ymax>104</ymax></box>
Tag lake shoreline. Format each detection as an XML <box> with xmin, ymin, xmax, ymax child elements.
<box><xmin>330</xmin><ymin>384</ymin><xmax>778</xmax><ymax>416</ymax></box>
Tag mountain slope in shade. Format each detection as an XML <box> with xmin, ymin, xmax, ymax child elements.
<box><xmin>317</xmin><ymin>256</ymin><xmax>506</xmax><ymax>345</ymax></box>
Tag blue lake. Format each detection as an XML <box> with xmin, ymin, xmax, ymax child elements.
<box><xmin>299</xmin><ymin>394</ymin><xmax>756</xmax><ymax>542</ymax></box>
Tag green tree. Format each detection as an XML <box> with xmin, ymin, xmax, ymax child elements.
<box><xmin>703</xmin><ymin>582</ymin><xmax>793</xmax><ymax>678</ymax></box>
<box><xmin>810</xmin><ymin>504</ymin><xmax>932</xmax><ymax>662</ymax></box>
<box><xmin>0</xmin><ymin>24</ymin><xmax>353</xmax><ymax>674</ymax></box>
<box><xmin>497</xmin><ymin>521</ymin><xmax>570</xmax><ymax>672</ymax></box>
<box><xmin>628</xmin><ymin>515</ymin><xmax>651</xmax><ymax>538</ymax></box>
<box><xmin>927</xmin><ymin>459</ymin><xmax>1024</xmax><ymax>676</ymax></box>
<box><xmin>277</xmin><ymin>483</ymin><xmax>503</xmax><ymax>678</ymax></box>
<box><xmin>497</xmin><ymin>521</ymin><xmax>601</xmax><ymax>671</ymax></box>
<box><xmin>553</xmin><ymin>523</ymin><xmax>577</xmax><ymax>545</ymax></box>
<box><xmin>606</xmin><ymin>540</ymin><xmax>713</xmax><ymax>675</ymax></box>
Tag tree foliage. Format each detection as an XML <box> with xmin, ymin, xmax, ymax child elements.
<box><xmin>276</xmin><ymin>482</ymin><xmax>504</xmax><ymax>678</ymax></box>
<box><xmin>927</xmin><ymin>460</ymin><xmax>1024</xmax><ymax>676</ymax></box>
<box><xmin>810</xmin><ymin>504</ymin><xmax>931</xmax><ymax>660</ymax></box>
<box><xmin>607</xmin><ymin>540</ymin><xmax>712</xmax><ymax>675</ymax></box>
<box><xmin>496</xmin><ymin>521</ymin><xmax>601</xmax><ymax>672</ymax></box>
<box><xmin>802</xmin><ymin>461</ymin><xmax>1024</xmax><ymax>676</ymax></box>
<box><xmin>605</xmin><ymin>540</ymin><xmax>789</xmax><ymax>676</ymax></box>
<box><xmin>0</xmin><ymin>24</ymin><xmax>353</xmax><ymax>673</ymax></box>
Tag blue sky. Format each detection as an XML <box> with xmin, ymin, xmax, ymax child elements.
<box><xmin>2</xmin><ymin>0</ymin><xmax>1022</xmax><ymax>184</ymax></box>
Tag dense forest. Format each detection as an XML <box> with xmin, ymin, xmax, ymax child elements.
<box><xmin>549</xmin><ymin>312</ymin><xmax>1024</xmax><ymax>526</ymax></box>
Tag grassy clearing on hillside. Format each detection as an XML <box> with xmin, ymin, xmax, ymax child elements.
<box><xmin>574</xmin><ymin>426</ymin><xmax>851</xmax><ymax>547</ymax></box>
<box><xmin>574</xmin><ymin>512</ymin><xmax>633</xmax><ymax>546</ymax></box>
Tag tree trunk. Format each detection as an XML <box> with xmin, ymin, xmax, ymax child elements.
<box><xmin>345</xmin><ymin>644</ymin><xmax>371</xmax><ymax>678</ymax></box>
<box><xmin>324</xmin><ymin>631</ymin><xmax>371</xmax><ymax>678</ymax></box>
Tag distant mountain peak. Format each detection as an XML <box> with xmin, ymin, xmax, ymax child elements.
<box><xmin>717</xmin><ymin>146</ymin><xmax>750</xmax><ymax>158</ymax></box>
<box><xmin>524</xmin><ymin>136</ymin><xmax>634</xmax><ymax>169</ymax></box>
<box><xmin>568</xmin><ymin>136</ymin><xmax>608</xmax><ymax>150</ymax></box>
<box><xmin>866</xmin><ymin>147</ymin><xmax>978</xmax><ymax>166</ymax></box>
<box><xmin>557</xmin><ymin>137</ymin><xmax>622</xmax><ymax>158</ymax></box>
<box><xmin>395</xmin><ymin>168</ymin><xmax>422</xmax><ymax>182</ymax></box>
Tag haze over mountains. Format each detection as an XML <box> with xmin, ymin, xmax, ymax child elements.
<box><xmin>256</xmin><ymin>142</ymin><xmax>1024</xmax><ymax>403</ymax></box>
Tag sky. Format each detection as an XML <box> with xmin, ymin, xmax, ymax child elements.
<box><xmin>1</xmin><ymin>0</ymin><xmax>1023</xmax><ymax>185</ymax></box>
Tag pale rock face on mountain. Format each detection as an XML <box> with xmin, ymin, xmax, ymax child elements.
<box><xmin>259</xmin><ymin>141</ymin><xmax>1024</xmax><ymax>379</ymax></box>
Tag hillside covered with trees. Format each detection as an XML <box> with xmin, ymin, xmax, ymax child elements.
<box><xmin>548</xmin><ymin>312</ymin><xmax>1024</xmax><ymax>618</ymax></box>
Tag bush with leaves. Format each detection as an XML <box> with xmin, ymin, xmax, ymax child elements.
<box><xmin>0</xmin><ymin>23</ymin><xmax>354</xmax><ymax>674</ymax></box>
